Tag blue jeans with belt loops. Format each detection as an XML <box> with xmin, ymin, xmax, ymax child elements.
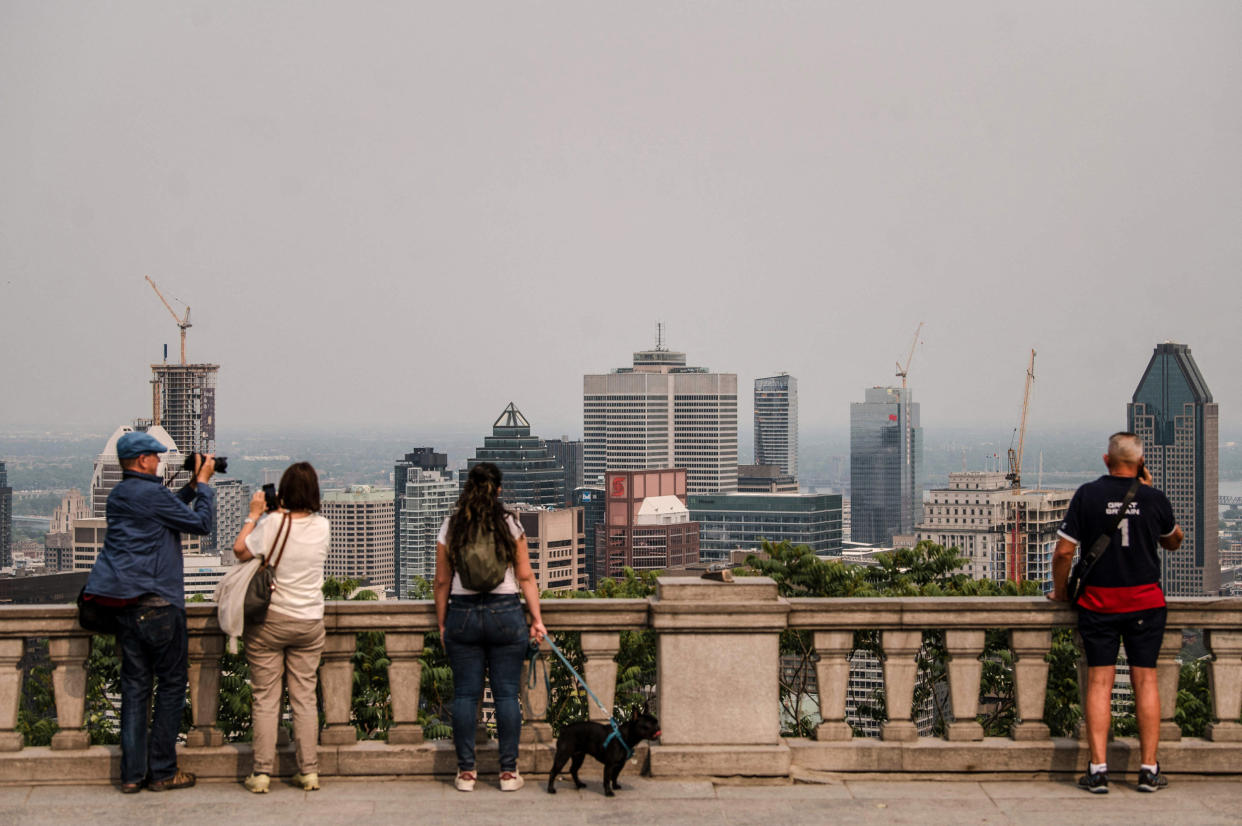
<box><xmin>444</xmin><ymin>593</ymin><xmax>529</xmax><ymax>773</ymax></box>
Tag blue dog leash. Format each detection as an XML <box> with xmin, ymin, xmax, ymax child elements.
<box><xmin>529</xmin><ymin>634</ymin><xmax>633</xmax><ymax>760</ymax></box>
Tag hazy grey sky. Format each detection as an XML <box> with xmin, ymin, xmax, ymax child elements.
<box><xmin>3</xmin><ymin>2</ymin><xmax>1239</xmax><ymax>441</ymax></box>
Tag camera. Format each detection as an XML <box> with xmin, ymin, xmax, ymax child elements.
<box><xmin>262</xmin><ymin>483</ymin><xmax>279</xmax><ymax>512</ymax></box>
<box><xmin>182</xmin><ymin>453</ymin><xmax>228</xmax><ymax>475</ymax></box>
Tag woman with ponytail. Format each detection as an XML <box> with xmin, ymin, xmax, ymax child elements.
<box><xmin>433</xmin><ymin>462</ymin><xmax>546</xmax><ymax>793</ymax></box>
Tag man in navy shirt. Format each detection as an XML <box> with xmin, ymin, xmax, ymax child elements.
<box><xmin>84</xmin><ymin>431</ymin><xmax>215</xmax><ymax>793</ymax></box>
<box><xmin>1051</xmin><ymin>432</ymin><xmax>1182</xmax><ymax>794</ymax></box>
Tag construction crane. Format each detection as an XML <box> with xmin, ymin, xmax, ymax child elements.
<box><xmin>1006</xmin><ymin>349</ymin><xmax>1036</xmax><ymax>490</ymax></box>
<box><xmin>145</xmin><ymin>276</ymin><xmax>191</xmax><ymax>365</ymax></box>
<box><xmin>1004</xmin><ymin>348</ymin><xmax>1036</xmax><ymax>584</ymax></box>
<box><xmin>894</xmin><ymin>322</ymin><xmax>924</xmax><ymax>389</ymax></box>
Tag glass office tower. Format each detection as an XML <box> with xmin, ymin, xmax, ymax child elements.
<box><xmin>850</xmin><ymin>387</ymin><xmax>922</xmax><ymax>546</ymax></box>
<box><xmin>1129</xmin><ymin>342</ymin><xmax>1219</xmax><ymax>596</ymax></box>
<box><xmin>754</xmin><ymin>374</ymin><xmax>798</xmax><ymax>480</ymax></box>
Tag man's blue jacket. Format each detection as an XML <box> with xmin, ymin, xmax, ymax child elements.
<box><xmin>84</xmin><ymin>470</ymin><xmax>215</xmax><ymax>610</ymax></box>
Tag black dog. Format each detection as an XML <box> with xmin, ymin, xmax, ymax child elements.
<box><xmin>546</xmin><ymin>706</ymin><xmax>661</xmax><ymax>797</ymax></box>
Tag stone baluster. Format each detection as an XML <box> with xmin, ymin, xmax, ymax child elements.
<box><xmin>48</xmin><ymin>635</ymin><xmax>91</xmax><ymax>749</ymax></box>
<box><xmin>185</xmin><ymin>631</ymin><xmax>224</xmax><ymax>747</ymax></box>
<box><xmin>812</xmin><ymin>631</ymin><xmax>853</xmax><ymax>741</ymax></box>
<box><xmin>0</xmin><ymin>638</ymin><xmax>24</xmax><ymax>751</ymax></box>
<box><xmin>318</xmin><ymin>631</ymin><xmax>357</xmax><ymax>745</ymax></box>
<box><xmin>386</xmin><ymin>631</ymin><xmax>425</xmax><ymax>745</ymax></box>
<box><xmin>519</xmin><ymin>637</ymin><xmax>553</xmax><ymax>744</ymax></box>
<box><xmin>580</xmin><ymin>632</ymin><xmax>620</xmax><ymax>722</ymax></box>
<box><xmin>1206</xmin><ymin>630</ymin><xmax>1242</xmax><ymax>742</ymax></box>
<box><xmin>1009</xmin><ymin>630</ymin><xmax>1051</xmax><ymax>740</ymax></box>
<box><xmin>1156</xmin><ymin>627</ymin><xmax>1183</xmax><ymax>742</ymax></box>
<box><xmin>944</xmin><ymin>630</ymin><xmax>985</xmax><ymax>741</ymax></box>
<box><xmin>880</xmin><ymin>630</ymin><xmax>922</xmax><ymax>742</ymax></box>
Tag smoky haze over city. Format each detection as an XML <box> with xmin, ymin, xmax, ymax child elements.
<box><xmin>1</xmin><ymin>3</ymin><xmax>1240</xmax><ymax>441</ymax></box>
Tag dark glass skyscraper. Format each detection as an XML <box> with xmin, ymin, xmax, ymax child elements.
<box><xmin>1129</xmin><ymin>342</ymin><xmax>1219</xmax><ymax>596</ymax></box>
<box><xmin>467</xmin><ymin>403</ymin><xmax>566</xmax><ymax>508</ymax></box>
<box><xmin>850</xmin><ymin>387</ymin><xmax>922</xmax><ymax>546</ymax></box>
<box><xmin>0</xmin><ymin>461</ymin><xmax>11</xmax><ymax>569</ymax></box>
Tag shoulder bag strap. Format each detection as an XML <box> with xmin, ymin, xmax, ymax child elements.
<box><xmin>266</xmin><ymin>512</ymin><xmax>293</xmax><ymax>572</ymax></box>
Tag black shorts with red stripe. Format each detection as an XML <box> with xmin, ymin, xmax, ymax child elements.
<box><xmin>1077</xmin><ymin>605</ymin><xmax>1167</xmax><ymax>668</ymax></box>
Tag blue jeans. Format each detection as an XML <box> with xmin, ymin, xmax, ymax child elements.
<box><xmin>444</xmin><ymin>594</ymin><xmax>529</xmax><ymax>772</ymax></box>
<box><xmin>115</xmin><ymin>604</ymin><xmax>188</xmax><ymax>785</ymax></box>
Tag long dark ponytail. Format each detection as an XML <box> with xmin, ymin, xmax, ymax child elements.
<box><xmin>446</xmin><ymin>462</ymin><xmax>517</xmax><ymax>564</ymax></box>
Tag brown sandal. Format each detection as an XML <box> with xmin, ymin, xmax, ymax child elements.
<box><xmin>147</xmin><ymin>768</ymin><xmax>197</xmax><ymax>792</ymax></box>
<box><xmin>120</xmin><ymin>781</ymin><xmax>143</xmax><ymax>794</ymax></box>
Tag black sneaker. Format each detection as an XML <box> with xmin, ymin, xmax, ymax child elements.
<box><xmin>1078</xmin><ymin>770</ymin><xmax>1109</xmax><ymax>794</ymax></box>
<box><xmin>1137</xmin><ymin>765</ymin><xmax>1167</xmax><ymax>793</ymax></box>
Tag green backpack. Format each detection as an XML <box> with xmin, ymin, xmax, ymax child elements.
<box><xmin>451</xmin><ymin>520</ymin><xmax>509</xmax><ymax>592</ymax></box>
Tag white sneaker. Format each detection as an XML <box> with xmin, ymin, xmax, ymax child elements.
<box><xmin>499</xmin><ymin>771</ymin><xmax>524</xmax><ymax>792</ymax></box>
<box><xmin>292</xmin><ymin>771</ymin><xmax>319</xmax><ymax>791</ymax></box>
<box><xmin>244</xmin><ymin>773</ymin><xmax>270</xmax><ymax>794</ymax></box>
<box><xmin>455</xmin><ymin>771</ymin><xmax>476</xmax><ymax>792</ymax></box>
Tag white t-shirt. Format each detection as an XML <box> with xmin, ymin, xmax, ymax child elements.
<box><xmin>437</xmin><ymin>511</ymin><xmax>524</xmax><ymax>595</ymax></box>
<box><xmin>246</xmin><ymin>512</ymin><xmax>329</xmax><ymax>620</ymax></box>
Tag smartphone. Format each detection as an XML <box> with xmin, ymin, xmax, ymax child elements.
<box><xmin>262</xmin><ymin>483</ymin><xmax>279</xmax><ymax>512</ymax></box>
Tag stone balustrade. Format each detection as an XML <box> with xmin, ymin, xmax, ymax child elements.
<box><xmin>1</xmin><ymin>581</ymin><xmax>1240</xmax><ymax>783</ymax></box>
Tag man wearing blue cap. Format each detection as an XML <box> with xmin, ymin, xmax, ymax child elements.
<box><xmin>83</xmin><ymin>430</ymin><xmax>216</xmax><ymax>793</ymax></box>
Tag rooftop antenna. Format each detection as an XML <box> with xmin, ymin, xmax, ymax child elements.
<box><xmin>655</xmin><ymin>321</ymin><xmax>666</xmax><ymax>352</ymax></box>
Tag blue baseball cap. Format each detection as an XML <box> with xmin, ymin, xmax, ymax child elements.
<box><xmin>116</xmin><ymin>431</ymin><xmax>170</xmax><ymax>459</ymax></box>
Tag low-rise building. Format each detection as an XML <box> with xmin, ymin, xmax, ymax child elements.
<box><xmin>688</xmin><ymin>492</ymin><xmax>843</xmax><ymax>563</ymax></box>
<box><xmin>595</xmin><ymin>469</ymin><xmax>699</xmax><ymax>582</ymax></box>
<box><xmin>513</xmin><ymin>505</ymin><xmax>587</xmax><ymax>592</ymax></box>
<box><xmin>913</xmin><ymin>471</ymin><xmax>1071</xmax><ymax>590</ymax></box>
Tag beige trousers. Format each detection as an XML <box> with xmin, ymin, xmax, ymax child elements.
<box><xmin>243</xmin><ymin>609</ymin><xmax>326</xmax><ymax>775</ymax></box>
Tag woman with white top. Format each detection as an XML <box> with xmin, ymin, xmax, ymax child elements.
<box><xmin>231</xmin><ymin>461</ymin><xmax>329</xmax><ymax>794</ymax></box>
<box><xmin>434</xmin><ymin>462</ymin><xmax>547</xmax><ymax>793</ymax></box>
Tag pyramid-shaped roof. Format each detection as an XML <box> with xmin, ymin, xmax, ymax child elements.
<box><xmin>493</xmin><ymin>402</ymin><xmax>531</xmax><ymax>432</ymax></box>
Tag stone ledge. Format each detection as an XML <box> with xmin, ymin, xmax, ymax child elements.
<box><xmin>0</xmin><ymin>740</ymin><xmax>659</xmax><ymax>784</ymax></box>
<box><xmin>786</xmin><ymin>736</ymin><xmax>1242</xmax><ymax>775</ymax></box>
<box><xmin>649</xmin><ymin>743</ymin><xmax>791</xmax><ymax>777</ymax></box>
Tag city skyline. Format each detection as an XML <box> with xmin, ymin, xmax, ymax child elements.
<box><xmin>2</xmin><ymin>4</ymin><xmax>1240</xmax><ymax>438</ymax></box>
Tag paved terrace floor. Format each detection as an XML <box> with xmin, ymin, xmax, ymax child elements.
<box><xmin>2</xmin><ymin>774</ymin><xmax>1241</xmax><ymax>825</ymax></box>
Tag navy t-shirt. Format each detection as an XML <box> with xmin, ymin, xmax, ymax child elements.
<box><xmin>1058</xmin><ymin>474</ymin><xmax>1177</xmax><ymax>613</ymax></box>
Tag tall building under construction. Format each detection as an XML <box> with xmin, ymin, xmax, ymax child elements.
<box><xmin>150</xmin><ymin>363</ymin><xmax>219</xmax><ymax>455</ymax></box>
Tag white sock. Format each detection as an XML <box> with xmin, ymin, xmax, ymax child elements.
<box><xmin>1089</xmin><ymin>762</ymin><xmax>1108</xmax><ymax>775</ymax></box>
<box><xmin>1141</xmin><ymin>763</ymin><xmax>1158</xmax><ymax>774</ymax></box>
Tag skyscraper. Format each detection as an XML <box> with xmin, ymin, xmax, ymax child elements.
<box><xmin>1129</xmin><ymin>342</ymin><xmax>1219</xmax><ymax>596</ymax></box>
<box><xmin>754</xmin><ymin>373</ymin><xmax>798</xmax><ymax>480</ymax></box>
<box><xmin>584</xmin><ymin>339</ymin><xmax>737</xmax><ymax>494</ymax></box>
<box><xmin>0</xmin><ymin>462</ymin><xmax>11</xmax><ymax>569</ymax></box>
<box><xmin>149</xmin><ymin>362</ymin><xmax>219</xmax><ymax>455</ymax></box>
<box><xmin>321</xmin><ymin>485</ymin><xmax>395</xmax><ymax>595</ymax></box>
<box><xmin>545</xmin><ymin>438</ymin><xmax>584</xmax><ymax>505</ymax></box>
<box><xmin>397</xmin><ymin>468</ymin><xmax>457</xmax><ymax>598</ymax></box>
<box><xmin>467</xmin><ymin>403</ymin><xmax>566</xmax><ymax>508</ymax></box>
<box><xmin>850</xmin><ymin>386</ymin><xmax>923</xmax><ymax>546</ymax></box>
<box><xmin>393</xmin><ymin>447</ymin><xmax>449</xmax><ymax>588</ymax></box>
<box><xmin>210</xmin><ymin>478</ymin><xmax>251</xmax><ymax>562</ymax></box>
